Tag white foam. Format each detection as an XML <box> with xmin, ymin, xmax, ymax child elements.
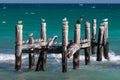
<box><xmin>25</xmin><ymin>12</ymin><xmax>36</xmax><ymax>15</ymax></box>
<box><xmin>47</xmin><ymin>54</ymin><xmax>61</xmax><ymax>63</ymax></box>
<box><xmin>109</xmin><ymin>51</ymin><xmax>120</xmax><ymax>62</ymax></box>
<box><xmin>47</xmin><ymin>51</ymin><xmax>120</xmax><ymax>63</ymax></box>
<box><xmin>91</xmin><ymin>6</ymin><xmax>96</xmax><ymax>9</ymax></box>
<box><xmin>25</xmin><ymin>12</ymin><xmax>29</xmax><ymax>14</ymax></box>
<box><xmin>0</xmin><ymin>53</ymin><xmax>28</xmax><ymax>61</ymax></box>
<box><xmin>2</xmin><ymin>6</ymin><xmax>7</xmax><ymax>9</ymax></box>
<box><xmin>80</xmin><ymin>51</ymin><xmax>120</xmax><ymax>62</ymax></box>
<box><xmin>2</xmin><ymin>21</ymin><xmax>6</xmax><ymax>24</ymax></box>
<box><xmin>0</xmin><ymin>51</ymin><xmax>120</xmax><ymax>64</ymax></box>
<box><xmin>30</xmin><ymin>12</ymin><xmax>35</xmax><ymax>15</ymax></box>
<box><xmin>79</xmin><ymin>4</ymin><xmax>84</xmax><ymax>6</ymax></box>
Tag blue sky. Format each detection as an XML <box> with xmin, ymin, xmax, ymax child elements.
<box><xmin>0</xmin><ymin>0</ymin><xmax>120</xmax><ymax>3</ymax></box>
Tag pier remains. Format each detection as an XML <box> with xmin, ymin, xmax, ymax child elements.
<box><xmin>15</xmin><ymin>18</ymin><xmax>109</xmax><ymax>72</ymax></box>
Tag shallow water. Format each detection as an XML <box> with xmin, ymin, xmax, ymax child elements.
<box><xmin>0</xmin><ymin>65</ymin><xmax>120</xmax><ymax>80</ymax></box>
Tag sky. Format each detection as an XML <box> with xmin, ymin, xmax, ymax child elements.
<box><xmin>0</xmin><ymin>0</ymin><xmax>120</xmax><ymax>3</ymax></box>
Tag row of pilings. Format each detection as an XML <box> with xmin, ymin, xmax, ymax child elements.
<box><xmin>15</xmin><ymin>18</ymin><xmax>109</xmax><ymax>72</ymax></box>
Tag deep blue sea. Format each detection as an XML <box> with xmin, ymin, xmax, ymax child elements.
<box><xmin>0</xmin><ymin>4</ymin><xmax>120</xmax><ymax>80</ymax></box>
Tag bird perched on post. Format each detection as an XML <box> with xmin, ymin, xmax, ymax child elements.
<box><xmin>28</xmin><ymin>33</ymin><xmax>33</xmax><ymax>37</ymax></box>
<box><xmin>18</xmin><ymin>20</ymin><xmax>22</xmax><ymax>24</ymax></box>
<box><xmin>41</xmin><ymin>18</ymin><xmax>45</xmax><ymax>23</ymax></box>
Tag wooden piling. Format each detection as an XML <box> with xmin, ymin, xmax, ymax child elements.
<box><xmin>36</xmin><ymin>46</ymin><xmax>46</xmax><ymax>71</ymax></box>
<box><xmin>36</xmin><ymin>19</ymin><xmax>47</xmax><ymax>71</ymax></box>
<box><xmin>97</xmin><ymin>26</ymin><xmax>104</xmax><ymax>61</ymax></box>
<box><xmin>103</xmin><ymin>21</ymin><xmax>109</xmax><ymax>60</ymax></box>
<box><xmin>14</xmin><ymin>18</ymin><xmax>109</xmax><ymax>72</ymax></box>
<box><xmin>15</xmin><ymin>21</ymin><xmax>23</xmax><ymax>71</ymax></box>
<box><xmin>28</xmin><ymin>34</ymin><xmax>35</xmax><ymax>70</ymax></box>
<box><xmin>46</xmin><ymin>35</ymin><xmax>58</xmax><ymax>48</ymax></box>
<box><xmin>67</xmin><ymin>44</ymin><xmax>80</xmax><ymax>58</ymax></box>
<box><xmin>85</xmin><ymin>22</ymin><xmax>90</xmax><ymax>65</ymax></box>
<box><xmin>91</xmin><ymin>19</ymin><xmax>97</xmax><ymax>54</ymax></box>
<box><xmin>73</xmin><ymin>23</ymin><xmax>80</xmax><ymax>69</ymax></box>
<box><xmin>62</xmin><ymin>18</ymin><xmax>68</xmax><ymax>72</ymax></box>
<box><xmin>41</xmin><ymin>18</ymin><xmax>47</xmax><ymax>42</ymax></box>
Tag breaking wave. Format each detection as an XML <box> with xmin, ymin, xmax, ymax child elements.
<box><xmin>0</xmin><ymin>50</ymin><xmax>119</xmax><ymax>63</ymax></box>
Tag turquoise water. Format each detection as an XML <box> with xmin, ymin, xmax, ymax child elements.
<box><xmin>0</xmin><ymin>4</ymin><xmax>120</xmax><ymax>80</ymax></box>
<box><xmin>0</xmin><ymin>69</ymin><xmax>120</xmax><ymax>80</ymax></box>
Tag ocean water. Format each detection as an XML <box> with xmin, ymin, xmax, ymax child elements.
<box><xmin>0</xmin><ymin>4</ymin><xmax>120</xmax><ymax>80</ymax></box>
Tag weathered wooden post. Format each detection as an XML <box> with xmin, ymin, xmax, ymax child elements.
<box><xmin>73</xmin><ymin>23</ymin><xmax>80</xmax><ymax>69</ymax></box>
<box><xmin>28</xmin><ymin>33</ymin><xmax>35</xmax><ymax>70</ymax></box>
<box><xmin>36</xmin><ymin>46</ymin><xmax>46</xmax><ymax>71</ymax></box>
<box><xmin>41</xmin><ymin>18</ymin><xmax>46</xmax><ymax>42</ymax></box>
<box><xmin>36</xmin><ymin>19</ymin><xmax>47</xmax><ymax>71</ymax></box>
<box><xmin>103</xmin><ymin>20</ymin><xmax>109</xmax><ymax>60</ymax></box>
<box><xmin>91</xmin><ymin>19</ymin><xmax>97</xmax><ymax>54</ymax></box>
<box><xmin>97</xmin><ymin>25</ymin><xmax>104</xmax><ymax>61</ymax></box>
<box><xmin>62</xmin><ymin>18</ymin><xmax>68</xmax><ymax>72</ymax></box>
<box><xmin>85</xmin><ymin>22</ymin><xmax>90</xmax><ymax>65</ymax></box>
<box><xmin>15</xmin><ymin>21</ymin><xmax>23</xmax><ymax>71</ymax></box>
<box><xmin>46</xmin><ymin>35</ymin><xmax>58</xmax><ymax>48</ymax></box>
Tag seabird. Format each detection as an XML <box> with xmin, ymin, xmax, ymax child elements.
<box><xmin>103</xmin><ymin>18</ymin><xmax>108</xmax><ymax>22</ymax></box>
<box><xmin>41</xmin><ymin>18</ymin><xmax>45</xmax><ymax>22</ymax></box>
<box><xmin>63</xmin><ymin>17</ymin><xmax>67</xmax><ymax>21</ymax></box>
<box><xmin>28</xmin><ymin>33</ymin><xmax>33</xmax><ymax>37</ymax></box>
<box><xmin>18</xmin><ymin>20</ymin><xmax>22</xmax><ymax>24</ymax></box>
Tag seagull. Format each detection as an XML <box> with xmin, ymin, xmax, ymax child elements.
<box><xmin>18</xmin><ymin>20</ymin><xmax>22</xmax><ymax>24</ymax></box>
<box><xmin>28</xmin><ymin>33</ymin><xmax>33</xmax><ymax>37</ymax></box>
<box><xmin>54</xmin><ymin>35</ymin><xmax>58</xmax><ymax>39</ymax></box>
<box><xmin>41</xmin><ymin>18</ymin><xmax>45</xmax><ymax>22</ymax></box>
<box><xmin>100</xmin><ymin>23</ymin><xmax>104</xmax><ymax>26</ymax></box>
<box><xmin>63</xmin><ymin>17</ymin><xmax>67</xmax><ymax>22</ymax></box>
<box><xmin>103</xmin><ymin>18</ymin><xmax>108</xmax><ymax>22</ymax></box>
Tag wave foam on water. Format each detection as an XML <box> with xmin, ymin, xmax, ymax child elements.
<box><xmin>0</xmin><ymin>50</ymin><xmax>120</xmax><ymax>64</ymax></box>
<box><xmin>0</xmin><ymin>51</ymin><xmax>120</xmax><ymax>71</ymax></box>
<box><xmin>0</xmin><ymin>53</ymin><xmax>28</xmax><ymax>61</ymax></box>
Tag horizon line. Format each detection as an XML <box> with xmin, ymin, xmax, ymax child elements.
<box><xmin>0</xmin><ymin>3</ymin><xmax>120</xmax><ymax>4</ymax></box>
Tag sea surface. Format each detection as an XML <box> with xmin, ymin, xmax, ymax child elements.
<box><xmin>0</xmin><ymin>3</ymin><xmax>120</xmax><ymax>80</ymax></box>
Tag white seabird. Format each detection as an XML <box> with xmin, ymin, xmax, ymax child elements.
<box><xmin>63</xmin><ymin>17</ymin><xmax>67</xmax><ymax>21</ymax></box>
<box><xmin>28</xmin><ymin>33</ymin><xmax>33</xmax><ymax>37</ymax></box>
<box><xmin>18</xmin><ymin>20</ymin><xmax>22</xmax><ymax>24</ymax></box>
<box><xmin>103</xmin><ymin>18</ymin><xmax>108</xmax><ymax>22</ymax></box>
<box><xmin>41</xmin><ymin>18</ymin><xmax>45</xmax><ymax>22</ymax></box>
